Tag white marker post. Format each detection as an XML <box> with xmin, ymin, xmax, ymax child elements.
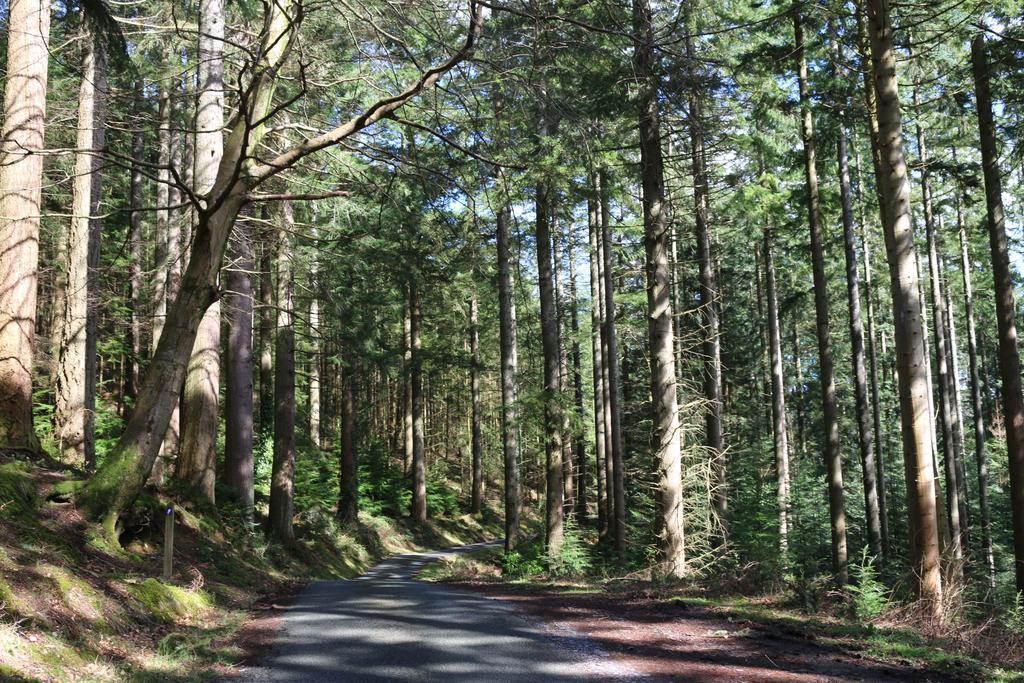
<box><xmin>163</xmin><ymin>504</ymin><xmax>174</xmax><ymax>581</ymax></box>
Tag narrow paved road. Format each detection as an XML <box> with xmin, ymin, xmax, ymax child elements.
<box><xmin>235</xmin><ymin>541</ymin><xmax>645</xmax><ymax>682</ymax></box>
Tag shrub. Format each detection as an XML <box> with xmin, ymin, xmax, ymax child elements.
<box><xmin>845</xmin><ymin>547</ymin><xmax>889</xmax><ymax>621</ymax></box>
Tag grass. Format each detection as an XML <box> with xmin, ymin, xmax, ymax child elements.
<box><xmin>0</xmin><ymin>455</ymin><xmax>504</xmax><ymax>682</ymax></box>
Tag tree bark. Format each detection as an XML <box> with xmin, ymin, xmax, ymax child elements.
<box><xmin>178</xmin><ymin>0</ymin><xmax>226</xmax><ymax>502</ymax></box>
<box><xmin>338</xmin><ymin>358</ymin><xmax>358</xmax><ymax>524</ymax></box>
<box><xmin>634</xmin><ymin>0</ymin><xmax>685</xmax><ymax>576</ymax></box>
<box><xmin>258</xmin><ymin>214</ymin><xmax>275</xmax><ymax>436</ymax></box>
<box><xmin>864</xmin><ymin>0</ymin><xmax>942</xmax><ymax>611</ymax></box>
<box><xmin>125</xmin><ymin>103</ymin><xmax>145</xmax><ymax>405</ymax></box>
<box><xmin>0</xmin><ymin>0</ymin><xmax>49</xmax><ymax>454</ymax></box>
<box><xmin>552</xmin><ymin>222</ymin><xmax>575</xmax><ymax>516</ymax></box>
<box><xmin>568</xmin><ymin>224</ymin><xmax>587</xmax><ymax>520</ymax></box>
<box><xmin>913</xmin><ymin>69</ymin><xmax>963</xmax><ymax>564</ymax></box>
<box><xmin>972</xmin><ymin>32</ymin><xmax>1024</xmax><ymax>594</ymax></box>
<box><xmin>684</xmin><ymin>0</ymin><xmax>726</xmax><ymax>539</ymax></box>
<box><xmin>536</xmin><ymin>176</ymin><xmax>565</xmax><ymax>557</ymax></box>
<box><xmin>403</xmin><ymin>297</ymin><xmax>414</xmax><ymax>475</ymax></box>
<box><xmin>794</xmin><ymin>10</ymin><xmax>847</xmax><ymax>584</ymax></box>
<box><xmin>764</xmin><ymin>231</ymin><xmax>791</xmax><ymax>560</ymax></box>
<box><xmin>588</xmin><ymin>177</ymin><xmax>607</xmax><ymax>533</ymax></box>
<box><xmin>956</xmin><ymin>188</ymin><xmax>995</xmax><ymax>584</ymax></box>
<box><xmin>853</xmin><ymin>146</ymin><xmax>889</xmax><ymax>554</ymax></box>
<box><xmin>269</xmin><ymin>201</ymin><xmax>296</xmax><ymax>543</ymax></box>
<box><xmin>309</xmin><ymin>296</ymin><xmax>321</xmax><ymax>448</ymax></box>
<box><xmin>410</xmin><ymin>276</ymin><xmax>427</xmax><ymax>522</ymax></box>
<box><xmin>53</xmin><ymin>19</ymin><xmax>106</xmax><ymax>468</ymax></box>
<box><xmin>224</xmin><ymin>213</ymin><xmax>254</xmax><ymax>518</ymax></box>
<box><xmin>497</xmin><ymin>204</ymin><xmax>521</xmax><ymax>551</ymax></box>
<box><xmin>600</xmin><ymin>168</ymin><xmax>626</xmax><ymax>556</ymax></box>
<box><xmin>838</xmin><ymin>123</ymin><xmax>883</xmax><ymax>559</ymax></box>
<box><xmin>470</xmin><ymin>292</ymin><xmax>483</xmax><ymax>514</ymax></box>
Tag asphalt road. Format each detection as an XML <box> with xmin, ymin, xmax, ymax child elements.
<box><xmin>235</xmin><ymin>541</ymin><xmax>645</xmax><ymax>682</ymax></box>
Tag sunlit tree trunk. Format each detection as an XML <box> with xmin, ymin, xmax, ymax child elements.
<box><xmin>338</xmin><ymin>357</ymin><xmax>358</xmax><ymax>524</ymax></box>
<box><xmin>838</xmin><ymin>122</ymin><xmax>883</xmax><ymax>559</ymax></box>
<box><xmin>794</xmin><ymin>10</ymin><xmax>847</xmax><ymax>583</ymax></box>
<box><xmin>536</xmin><ymin>174</ymin><xmax>564</xmax><ymax>557</ymax></box>
<box><xmin>634</xmin><ymin>0</ymin><xmax>684</xmax><ymax>576</ymax></box>
<box><xmin>568</xmin><ymin>226</ymin><xmax>587</xmax><ymax>520</ymax></box>
<box><xmin>258</xmin><ymin>215</ymin><xmax>275</xmax><ymax>437</ymax></box>
<box><xmin>854</xmin><ymin>146</ymin><xmax>889</xmax><ymax>553</ymax></box>
<box><xmin>684</xmin><ymin>0</ymin><xmax>725</xmax><ymax>539</ymax></box>
<box><xmin>470</xmin><ymin>292</ymin><xmax>483</xmax><ymax>514</ymax></box>
<box><xmin>552</xmin><ymin>225</ymin><xmax>574</xmax><ymax>515</ymax></box>
<box><xmin>956</xmin><ymin>188</ymin><xmax>995</xmax><ymax>585</ymax></box>
<box><xmin>224</xmin><ymin>213</ymin><xmax>254</xmax><ymax>519</ymax></box>
<box><xmin>764</xmin><ymin>230</ymin><xmax>790</xmax><ymax>560</ymax></box>
<box><xmin>410</xmin><ymin>276</ymin><xmax>427</xmax><ymax>522</ymax></box>
<box><xmin>403</xmin><ymin>298</ymin><xmax>414</xmax><ymax>475</ymax></box>
<box><xmin>600</xmin><ymin>168</ymin><xmax>625</xmax><ymax>554</ymax></box>
<box><xmin>0</xmin><ymin>0</ymin><xmax>49</xmax><ymax>454</ymax></box>
<box><xmin>269</xmin><ymin>202</ymin><xmax>296</xmax><ymax>543</ymax></box>
<box><xmin>179</xmin><ymin>0</ymin><xmax>226</xmax><ymax>501</ymax></box>
<box><xmin>588</xmin><ymin>178</ymin><xmax>607</xmax><ymax>533</ymax></box>
<box><xmin>865</xmin><ymin>0</ymin><xmax>942</xmax><ymax>612</ymax></box>
<box><xmin>497</xmin><ymin>205</ymin><xmax>521</xmax><ymax>551</ymax></box>
<box><xmin>53</xmin><ymin>19</ymin><xmax>106</xmax><ymax>468</ymax></box>
<box><xmin>309</xmin><ymin>296</ymin><xmax>321</xmax><ymax>448</ymax></box>
<box><xmin>972</xmin><ymin>32</ymin><xmax>1024</xmax><ymax>594</ymax></box>
<box><xmin>125</xmin><ymin>108</ymin><xmax>145</xmax><ymax>405</ymax></box>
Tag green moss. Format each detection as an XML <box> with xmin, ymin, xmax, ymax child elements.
<box><xmin>130</xmin><ymin>579</ymin><xmax>211</xmax><ymax>623</ymax></box>
<box><xmin>0</xmin><ymin>463</ymin><xmax>37</xmax><ymax>520</ymax></box>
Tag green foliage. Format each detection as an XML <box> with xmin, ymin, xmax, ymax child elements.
<box><xmin>549</xmin><ymin>522</ymin><xmax>592</xmax><ymax>577</ymax></box>
<box><xmin>1003</xmin><ymin>593</ymin><xmax>1024</xmax><ymax>636</ymax></box>
<box><xmin>844</xmin><ymin>548</ymin><xmax>889</xmax><ymax>621</ymax></box>
<box><xmin>498</xmin><ymin>550</ymin><xmax>546</xmax><ymax>579</ymax></box>
<box><xmin>426</xmin><ymin>468</ymin><xmax>460</xmax><ymax>518</ymax></box>
<box><xmin>357</xmin><ymin>440</ymin><xmax>409</xmax><ymax>517</ymax></box>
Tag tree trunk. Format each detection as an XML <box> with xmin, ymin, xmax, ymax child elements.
<box><xmin>178</xmin><ymin>0</ymin><xmax>225</xmax><ymax>502</ymax></box>
<box><xmin>497</xmin><ymin>205</ymin><xmax>521</xmax><ymax>551</ymax></box>
<box><xmin>269</xmin><ymin>201</ymin><xmax>296</xmax><ymax>544</ymax></box>
<box><xmin>854</xmin><ymin>146</ymin><xmax>889</xmax><ymax>554</ymax></box>
<box><xmin>568</xmin><ymin>225</ymin><xmax>587</xmax><ymax>520</ymax></box>
<box><xmin>536</xmin><ymin>176</ymin><xmax>564</xmax><ymax>557</ymax></box>
<box><xmin>338</xmin><ymin>358</ymin><xmax>358</xmax><ymax>524</ymax></box>
<box><xmin>972</xmin><ymin>32</ymin><xmax>1024</xmax><ymax>594</ymax></box>
<box><xmin>600</xmin><ymin>168</ymin><xmax>626</xmax><ymax>556</ymax></box>
<box><xmin>0</xmin><ymin>0</ymin><xmax>49</xmax><ymax>454</ymax></box>
<box><xmin>794</xmin><ymin>10</ymin><xmax>847</xmax><ymax>584</ymax></box>
<box><xmin>588</xmin><ymin>178</ymin><xmax>607</xmax><ymax>533</ymax></box>
<box><xmin>864</xmin><ymin>0</ymin><xmax>942</xmax><ymax>612</ymax></box>
<box><xmin>125</xmin><ymin>110</ymin><xmax>144</xmax><ymax>405</ymax></box>
<box><xmin>956</xmin><ymin>189</ymin><xmax>995</xmax><ymax>585</ymax></box>
<box><xmin>552</xmin><ymin>223</ymin><xmax>574</xmax><ymax>516</ymax></box>
<box><xmin>53</xmin><ymin>19</ymin><xmax>106</xmax><ymax>468</ymax></box>
<box><xmin>764</xmin><ymin>231</ymin><xmax>791</xmax><ymax>560</ymax></box>
<box><xmin>258</xmin><ymin>212</ymin><xmax>275</xmax><ymax>437</ymax></box>
<box><xmin>224</xmin><ymin>214</ymin><xmax>254</xmax><ymax>518</ymax></box>
<box><xmin>838</xmin><ymin>123</ymin><xmax>883</xmax><ymax>559</ymax></box>
<box><xmin>912</xmin><ymin>69</ymin><xmax>963</xmax><ymax>565</ymax></box>
<box><xmin>78</xmin><ymin>0</ymin><xmax>479</xmax><ymax>531</ymax></box>
<box><xmin>470</xmin><ymin>292</ymin><xmax>483</xmax><ymax>514</ymax></box>
<box><xmin>634</xmin><ymin>0</ymin><xmax>685</xmax><ymax>576</ymax></box>
<box><xmin>404</xmin><ymin>297</ymin><xmax>414</xmax><ymax>475</ymax></box>
<box><xmin>309</xmin><ymin>297</ymin><xmax>321</xmax><ymax>448</ymax></box>
<box><xmin>684</xmin><ymin>0</ymin><xmax>726</xmax><ymax>539</ymax></box>
<box><xmin>410</xmin><ymin>277</ymin><xmax>427</xmax><ymax>522</ymax></box>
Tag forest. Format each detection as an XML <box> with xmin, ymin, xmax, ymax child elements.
<box><xmin>1</xmin><ymin>0</ymin><xmax>1024</xmax><ymax>679</ymax></box>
